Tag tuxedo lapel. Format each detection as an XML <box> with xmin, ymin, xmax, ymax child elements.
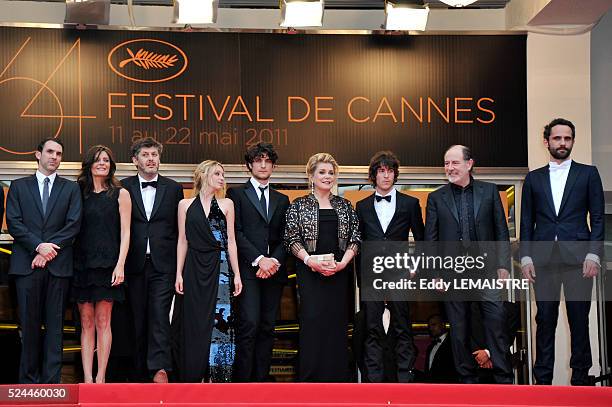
<box><xmin>540</xmin><ymin>168</ymin><xmax>557</xmax><ymax>216</ymax></box>
<box><xmin>267</xmin><ymin>188</ymin><xmax>279</xmax><ymax>222</ymax></box>
<box><xmin>44</xmin><ymin>177</ymin><xmax>65</xmax><ymax>222</ymax></box>
<box><xmin>150</xmin><ymin>178</ymin><xmax>167</xmax><ymax>220</ymax></box>
<box><xmin>440</xmin><ymin>186</ymin><xmax>459</xmax><ymax>224</ymax></box>
<box><xmin>473</xmin><ymin>182</ymin><xmax>483</xmax><ymax>220</ymax></box>
<box><xmin>244</xmin><ymin>181</ymin><xmax>267</xmax><ymax>222</ymax></box>
<box><xmin>368</xmin><ymin>194</ymin><xmax>385</xmax><ymax>235</ymax></box>
<box><xmin>129</xmin><ymin>177</ymin><xmax>147</xmax><ymax>219</ymax></box>
<box><xmin>558</xmin><ymin>163</ymin><xmax>580</xmax><ymax>216</ymax></box>
<box><xmin>27</xmin><ymin>176</ymin><xmax>44</xmax><ymax>218</ymax></box>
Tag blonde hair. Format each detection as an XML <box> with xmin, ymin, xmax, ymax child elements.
<box><xmin>193</xmin><ymin>160</ymin><xmax>225</xmax><ymax>198</ymax></box>
<box><xmin>306</xmin><ymin>153</ymin><xmax>339</xmax><ymax>185</ymax></box>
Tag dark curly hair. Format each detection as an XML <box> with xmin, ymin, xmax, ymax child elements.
<box><xmin>130</xmin><ymin>137</ymin><xmax>163</xmax><ymax>158</ymax></box>
<box><xmin>244</xmin><ymin>142</ymin><xmax>278</xmax><ymax>172</ymax></box>
<box><xmin>77</xmin><ymin>145</ymin><xmax>121</xmax><ymax>198</ymax></box>
<box><xmin>368</xmin><ymin>151</ymin><xmax>400</xmax><ymax>186</ymax></box>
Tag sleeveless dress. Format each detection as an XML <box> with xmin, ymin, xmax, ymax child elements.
<box><xmin>179</xmin><ymin>197</ymin><xmax>235</xmax><ymax>382</ymax></box>
<box><xmin>73</xmin><ymin>189</ymin><xmax>125</xmax><ymax>303</ymax></box>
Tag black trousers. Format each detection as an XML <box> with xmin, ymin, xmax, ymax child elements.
<box><xmin>533</xmin><ymin>261</ymin><xmax>593</xmax><ymax>385</ymax></box>
<box><xmin>14</xmin><ymin>270</ymin><xmax>70</xmax><ymax>384</ymax></box>
<box><xmin>233</xmin><ymin>277</ymin><xmax>284</xmax><ymax>382</ymax></box>
<box><xmin>127</xmin><ymin>258</ymin><xmax>174</xmax><ymax>380</ymax></box>
<box><xmin>445</xmin><ymin>299</ymin><xmax>513</xmax><ymax>384</ymax></box>
<box><xmin>363</xmin><ymin>301</ymin><xmax>416</xmax><ymax>382</ymax></box>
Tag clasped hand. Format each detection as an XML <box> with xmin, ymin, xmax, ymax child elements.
<box><xmin>309</xmin><ymin>259</ymin><xmax>347</xmax><ymax>277</ymax></box>
<box><xmin>256</xmin><ymin>257</ymin><xmax>280</xmax><ymax>279</ymax></box>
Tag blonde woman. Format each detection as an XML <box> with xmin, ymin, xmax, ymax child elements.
<box><xmin>174</xmin><ymin>160</ymin><xmax>242</xmax><ymax>382</ymax></box>
<box><xmin>284</xmin><ymin>153</ymin><xmax>360</xmax><ymax>382</ymax></box>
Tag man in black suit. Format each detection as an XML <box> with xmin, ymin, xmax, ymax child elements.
<box><xmin>227</xmin><ymin>143</ymin><xmax>290</xmax><ymax>382</ymax></box>
<box><xmin>6</xmin><ymin>138</ymin><xmax>82</xmax><ymax>383</ymax></box>
<box><xmin>520</xmin><ymin>118</ymin><xmax>604</xmax><ymax>385</ymax></box>
<box><xmin>425</xmin><ymin>314</ymin><xmax>458</xmax><ymax>383</ymax></box>
<box><xmin>356</xmin><ymin>151</ymin><xmax>424</xmax><ymax>383</ymax></box>
<box><xmin>424</xmin><ymin>145</ymin><xmax>513</xmax><ymax>384</ymax></box>
<box><xmin>121</xmin><ymin>137</ymin><xmax>184</xmax><ymax>383</ymax></box>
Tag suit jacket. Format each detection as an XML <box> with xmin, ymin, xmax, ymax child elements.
<box><xmin>121</xmin><ymin>175</ymin><xmax>184</xmax><ymax>275</ymax></box>
<box><xmin>226</xmin><ymin>181</ymin><xmax>290</xmax><ymax>282</ymax></box>
<box><xmin>424</xmin><ymin>180</ymin><xmax>511</xmax><ymax>271</ymax></box>
<box><xmin>356</xmin><ymin>191</ymin><xmax>424</xmax><ymax>242</ymax></box>
<box><xmin>520</xmin><ymin>161</ymin><xmax>604</xmax><ymax>265</ymax></box>
<box><xmin>425</xmin><ymin>334</ymin><xmax>458</xmax><ymax>383</ymax></box>
<box><xmin>6</xmin><ymin>175</ymin><xmax>82</xmax><ymax>277</ymax></box>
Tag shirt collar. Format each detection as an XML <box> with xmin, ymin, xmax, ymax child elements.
<box><xmin>138</xmin><ymin>173</ymin><xmax>158</xmax><ymax>187</ymax></box>
<box><xmin>450</xmin><ymin>176</ymin><xmax>474</xmax><ymax>192</ymax></box>
<box><xmin>250</xmin><ymin>177</ymin><xmax>269</xmax><ymax>191</ymax></box>
<box><xmin>36</xmin><ymin>170</ymin><xmax>57</xmax><ymax>184</ymax></box>
<box><xmin>549</xmin><ymin>159</ymin><xmax>572</xmax><ymax>170</ymax></box>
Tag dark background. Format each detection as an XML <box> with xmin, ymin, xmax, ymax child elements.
<box><xmin>0</xmin><ymin>27</ymin><xmax>527</xmax><ymax>166</ymax></box>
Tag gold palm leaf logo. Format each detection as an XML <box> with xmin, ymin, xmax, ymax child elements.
<box><xmin>119</xmin><ymin>48</ymin><xmax>179</xmax><ymax>70</ymax></box>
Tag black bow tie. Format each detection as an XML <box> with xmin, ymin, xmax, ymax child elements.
<box><xmin>141</xmin><ymin>181</ymin><xmax>158</xmax><ymax>189</ymax></box>
<box><xmin>375</xmin><ymin>195</ymin><xmax>391</xmax><ymax>203</ymax></box>
<box><xmin>432</xmin><ymin>337</ymin><xmax>442</xmax><ymax>344</ymax></box>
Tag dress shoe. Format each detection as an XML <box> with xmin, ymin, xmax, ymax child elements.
<box><xmin>153</xmin><ymin>369</ymin><xmax>168</xmax><ymax>383</ymax></box>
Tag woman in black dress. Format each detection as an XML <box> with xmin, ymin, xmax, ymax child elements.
<box><xmin>284</xmin><ymin>153</ymin><xmax>360</xmax><ymax>382</ymax></box>
<box><xmin>74</xmin><ymin>145</ymin><xmax>131</xmax><ymax>383</ymax></box>
<box><xmin>175</xmin><ymin>160</ymin><xmax>242</xmax><ymax>382</ymax></box>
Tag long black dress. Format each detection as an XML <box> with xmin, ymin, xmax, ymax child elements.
<box><xmin>73</xmin><ymin>189</ymin><xmax>124</xmax><ymax>303</ymax></box>
<box><xmin>179</xmin><ymin>197</ymin><xmax>235</xmax><ymax>382</ymax></box>
<box><xmin>296</xmin><ymin>209</ymin><xmax>350</xmax><ymax>382</ymax></box>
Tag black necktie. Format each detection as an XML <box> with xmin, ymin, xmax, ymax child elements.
<box><xmin>259</xmin><ymin>186</ymin><xmax>268</xmax><ymax>219</ymax></box>
<box><xmin>460</xmin><ymin>189</ymin><xmax>471</xmax><ymax>248</ymax></box>
<box><xmin>141</xmin><ymin>181</ymin><xmax>158</xmax><ymax>189</ymax></box>
<box><xmin>42</xmin><ymin>177</ymin><xmax>50</xmax><ymax>215</ymax></box>
<box><xmin>375</xmin><ymin>195</ymin><xmax>391</xmax><ymax>202</ymax></box>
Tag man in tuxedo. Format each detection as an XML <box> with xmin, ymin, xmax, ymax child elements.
<box><xmin>6</xmin><ymin>138</ymin><xmax>82</xmax><ymax>383</ymax></box>
<box><xmin>424</xmin><ymin>145</ymin><xmax>513</xmax><ymax>384</ymax></box>
<box><xmin>356</xmin><ymin>151</ymin><xmax>424</xmax><ymax>383</ymax></box>
<box><xmin>425</xmin><ymin>314</ymin><xmax>458</xmax><ymax>383</ymax></box>
<box><xmin>121</xmin><ymin>137</ymin><xmax>184</xmax><ymax>383</ymax></box>
<box><xmin>520</xmin><ymin>118</ymin><xmax>604</xmax><ymax>385</ymax></box>
<box><xmin>227</xmin><ymin>143</ymin><xmax>290</xmax><ymax>382</ymax></box>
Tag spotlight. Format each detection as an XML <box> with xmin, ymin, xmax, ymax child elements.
<box><xmin>65</xmin><ymin>0</ymin><xmax>110</xmax><ymax>26</ymax></box>
<box><xmin>173</xmin><ymin>0</ymin><xmax>218</xmax><ymax>25</ymax></box>
<box><xmin>439</xmin><ymin>0</ymin><xmax>478</xmax><ymax>7</ymax></box>
<box><xmin>280</xmin><ymin>0</ymin><xmax>325</xmax><ymax>28</ymax></box>
<box><xmin>385</xmin><ymin>1</ymin><xmax>429</xmax><ymax>31</ymax></box>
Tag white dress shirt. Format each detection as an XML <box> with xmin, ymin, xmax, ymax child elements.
<box><xmin>250</xmin><ymin>177</ymin><xmax>273</xmax><ymax>266</ymax></box>
<box><xmin>139</xmin><ymin>174</ymin><xmax>158</xmax><ymax>254</ymax></box>
<box><xmin>549</xmin><ymin>159</ymin><xmax>572</xmax><ymax>216</ymax></box>
<box><xmin>374</xmin><ymin>188</ymin><xmax>397</xmax><ymax>233</ymax></box>
<box><xmin>250</xmin><ymin>177</ymin><xmax>270</xmax><ymax>213</ymax></box>
<box><xmin>35</xmin><ymin>170</ymin><xmax>57</xmax><ymax>200</ymax></box>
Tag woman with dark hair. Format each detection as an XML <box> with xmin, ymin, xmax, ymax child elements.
<box><xmin>74</xmin><ymin>145</ymin><xmax>131</xmax><ymax>383</ymax></box>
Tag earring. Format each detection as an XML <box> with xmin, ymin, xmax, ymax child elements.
<box><xmin>311</xmin><ymin>182</ymin><xmax>314</xmax><ymax>195</ymax></box>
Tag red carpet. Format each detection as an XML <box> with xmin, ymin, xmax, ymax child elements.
<box><xmin>2</xmin><ymin>383</ymin><xmax>612</xmax><ymax>407</ymax></box>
